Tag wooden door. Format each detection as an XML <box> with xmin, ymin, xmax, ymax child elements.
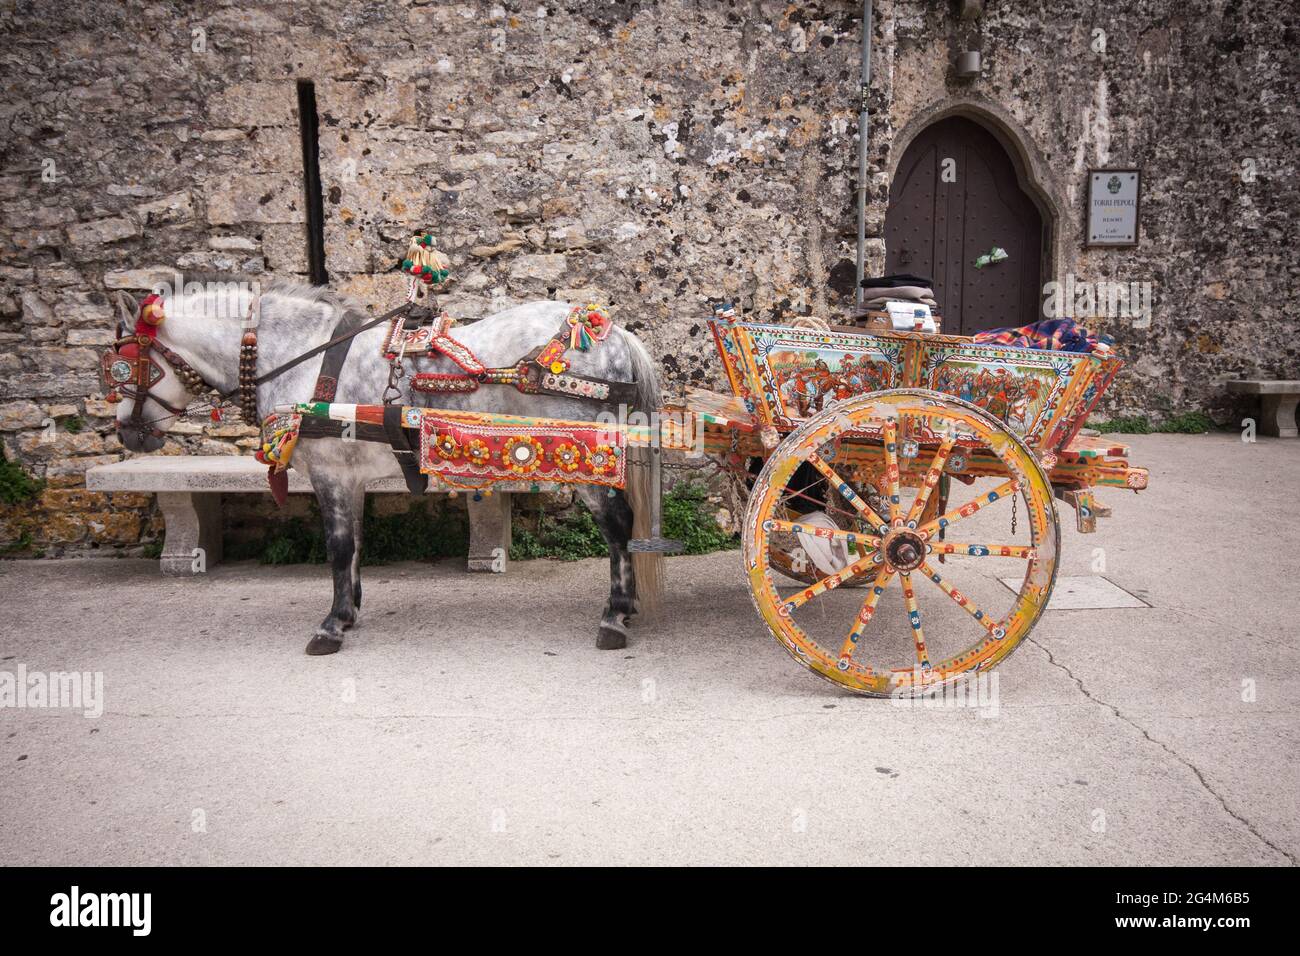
<box><xmin>885</xmin><ymin>116</ymin><xmax>1045</xmax><ymax>335</ymax></box>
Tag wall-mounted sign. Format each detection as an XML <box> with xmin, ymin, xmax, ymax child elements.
<box><xmin>1086</xmin><ymin>168</ymin><xmax>1140</xmax><ymax>247</ymax></box>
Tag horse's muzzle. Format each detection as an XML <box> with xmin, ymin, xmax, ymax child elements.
<box><xmin>117</xmin><ymin>420</ymin><xmax>165</xmax><ymax>453</ymax></box>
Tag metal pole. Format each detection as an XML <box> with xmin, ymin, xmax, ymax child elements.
<box><xmin>855</xmin><ymin>0</ymin><xmax>873</xmax><ymax>307</ymax></box>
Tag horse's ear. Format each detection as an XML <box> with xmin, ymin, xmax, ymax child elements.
<box><xmin>114</xmin><ymin>291</ymin><xmax>138</xmax><ymax>337</ymax></box>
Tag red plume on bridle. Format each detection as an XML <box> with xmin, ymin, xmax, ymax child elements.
<box><xmin>135</xmin><ymin>293</ymin><xmax>166</xmax><ymax>337</ymax></box>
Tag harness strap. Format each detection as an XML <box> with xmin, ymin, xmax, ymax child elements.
<box><xmin>310</xmin><ymin>309</ymin><xmax>367</xmax><ymax>402</ymax></box>
<box><xmin>381</xmin><ymin>405</ymin><xmax>429</xmax><ymax>495</ymax></box>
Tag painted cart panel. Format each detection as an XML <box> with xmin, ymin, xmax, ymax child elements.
<box><xmin>710</xmin><ymin>312</ymin><xmax>1121</xmax><ymax>455</ymax></box>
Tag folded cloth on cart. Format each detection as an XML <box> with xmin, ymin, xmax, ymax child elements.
<box><xmin>859</xmin><ymin>285</ymin><xmax>939</xmax><ymax>309</ymax></box>
<box><xmin>973</xmin><ymin>318</ymin><xmax>1114</xmax><ymax>355</ymax></box>
<box><xmin>858</xmin><ymin>273</ymin><xmax>939</xmax><ymax>315</ymax></box>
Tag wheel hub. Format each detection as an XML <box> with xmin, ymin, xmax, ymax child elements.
<box><xmin>882</xmin><ymin>528</ymin><xmax>926</xmax><ymax>572</ymax></box>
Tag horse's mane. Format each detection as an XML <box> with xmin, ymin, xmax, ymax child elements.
<box><xmin>174</xmin><ymin>271</ymin><xmax>367</xmax><ymax>326</ymax></box>
<box><xmin>262</xmin><ymin>279</ymin><xmax>365</xmax><ymax>317</ymax></box>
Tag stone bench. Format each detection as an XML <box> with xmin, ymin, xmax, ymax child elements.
<box><xmin>85</xmin><ymin>456</ymin><xmax>534</xmax><ymax>576</ymax></box>
<box><xmin>1227</xmin><ymin>380</ymin><xmax>1300</xmax><ymax>438</ymax></box>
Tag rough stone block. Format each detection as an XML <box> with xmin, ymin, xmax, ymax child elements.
<box><xmin>206</xmin><ymin>173</ymin><xmax>306</xmax><ymax>225</ymax></box>
<box><xmin>66</xmin><ymin>328</ymin><xmax>114</xmax><ymax>346</ymax></box>
<box><xmin>0</xmin><ymin>372</ymin><xmax>100</xmax><ymax>401</ymax></box>
<box><xmin>66</xmin><ymin>216</ymin><xmax>139</xmax><ymax>246</ymax></box>
<box><xmin>260</xmin><ymin>223</ymin><xmax>310</xmax><ymax>273</ymax></box>
<box><xmin>0</xmin><ymin>401</ymin><xmax>46</xmax><ymax>430</ymax></box>
<box><xmin>208</xmin><ymin>81</ymin><xmax>297</xmax><ymax>128</ymax></box>
<box><xmin>86</xmin><ymin>511</ymin><xmax>143</xmax><ymax>544</ymax></box>
<box><xmin>508</xmin><ymin>254</ymin><xmax>567</xmax><ymax>281</ymax></box>
<box><xmin>317</xmin><ymin>80</ymin><xmax>417</xmax><ymax>128</ymax></box>
<box><xmin>136</xmin><ymin>191</ymin><xmax>194</xmax><ymax>225</ymax></box>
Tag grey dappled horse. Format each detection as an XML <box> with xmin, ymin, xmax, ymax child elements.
<box><xmin>112</xmin><ymin>278</ymin><xmax>663</xmax><ymax>654</ymax></box>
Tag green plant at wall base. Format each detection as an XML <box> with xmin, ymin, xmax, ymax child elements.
<box><xmin>1091</xmin><ymin>414</ymin><xmax>1152</xmax><ymax>434</ymax></box>
<box><xmin>220</xmin><ymin>483</ymin><xmax>738</xmax><ymax>565</ymax></box>
<box><xmin>662</xmin><ymin>480</ymin><xmax>739</xmax><ymax>555</ymax></box>
<box><xmin>1158</xmin><ymin>411</ymin><xmax>1214</xmax><ymax>433</ymax></box>
<box><xmin>359</xmin><ymin>499</ymin><xmax>468</xmax><ymax>564</ymax></box>
<box><xmin>0</xmin><ymin>447</ymin><xmax>44</xmax><ymax>504</ymax></box>
<box><xmin>1</xmin><ymin>531</ymin><xmax>34</xmax><ymax>555</ymax></box>
<box><xmin>224</xmin><ymin>499</ymin><xmax>468</xmax><ymax>565</ymax></box>
<box><xmin>508</xmin><ymin>482</ymin><xmax>738</xmax><ymax>561</ymax></box>
<box><xmin>509</xmin><ymin>506</ymin><xmax>607</xmax><ymax>562</ymax></box>
<box><xmin>61</xmin><ymin>416</ymin><xmax>84</xmax><ymax>434</ymax></box>
<box><xmin>1089</xmin><ymin>411</ymin><xmax>1214</xmax><ymax>434</ymax></box>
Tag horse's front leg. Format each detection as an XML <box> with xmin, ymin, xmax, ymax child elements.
<box><xmin>306</xmin><ymin>479</ymin><xmax>366</xmax><ymax>656</ymax></box>
<box><xmin>575</xmin><ymin>486</ymin><xmax>635</xmax><ymax>650</ymax></box>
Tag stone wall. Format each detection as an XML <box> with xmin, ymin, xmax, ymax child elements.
<box><xmin>1</xmin><ymin>0</ymin><xmax>1295</xmax><ymax>553</ymax></box>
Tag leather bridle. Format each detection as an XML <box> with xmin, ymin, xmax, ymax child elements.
<box><xmin>101</xmin><ymin>327</ymin><xmax>218</xmax><ymax>439</ymax></box>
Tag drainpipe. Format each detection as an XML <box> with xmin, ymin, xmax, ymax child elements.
<box><xmin>855</xmin><ymin>0</ymin><xmax>873</xmax><ymax>307</ymax></box>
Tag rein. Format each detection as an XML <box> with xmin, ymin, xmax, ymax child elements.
<box><xmin>216</xmin><ymin>300</ymin><xmax>415</xmax><ymax>413</ymax></box>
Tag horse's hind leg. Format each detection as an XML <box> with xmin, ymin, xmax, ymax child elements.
<box><xmin>306</xmin><ymin>479</ymin><xmax>365</xmax><ymax>656</ymax></box>
<box><xmin>575</xmin><ymin>485</ymin><xmax>635</xmax><ymax>650</ymax></box>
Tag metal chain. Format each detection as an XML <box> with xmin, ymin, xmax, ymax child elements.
<box><xmin>1011</xmin><ymin>492</ymin><xmax>1018</xmax><ymax>536</ymax></box>
<box><xmin>382</xmin><ymin>357</ymin><xmax>406</xmax><ymax>405</ymax></box>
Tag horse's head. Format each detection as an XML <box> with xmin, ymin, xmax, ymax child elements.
<box><xmin>102</xmin><ymin>291</ymin><xmax>205</xmax><ymax>452</ymax></box>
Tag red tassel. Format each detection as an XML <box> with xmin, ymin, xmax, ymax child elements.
<box><xmin>210</xmin><ymin>407</ymin><xmax>222</xmax><ymax>422</ymax></box>
<box><xmin>267</xmin><ymin>467</ymin><xmax>289</xmax><ymax>507</ymax></box>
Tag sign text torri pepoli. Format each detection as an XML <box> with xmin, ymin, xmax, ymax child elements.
<box><xmin>1086</xmin><ymin>168</ymin><xmax>1141</xmax><ymax>247</ymax></box>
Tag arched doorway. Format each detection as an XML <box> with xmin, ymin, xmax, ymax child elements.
<box><xmin>885</xmin><ymin>116</ymin><xmax>1046</xmax><ymax>336</ymax></box>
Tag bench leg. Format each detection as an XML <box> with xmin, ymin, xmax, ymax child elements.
<box><xmin>157</xmin><ymin>491</ymin><xmax>223</xmax><ymax>576</ymax></box>
<box><xmin>1260</xmin><ymin>394</ymin><xmax>1299</xmax><ymax>438</ymax></box>
<box><xmin>466</xmin><ymin>492</ymin><xmax>510</xmax><ymax>573</ymax></box>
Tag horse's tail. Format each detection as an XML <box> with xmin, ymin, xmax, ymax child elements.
<box><xmin>621</xmin><ymin>328</ymin><xmax>664</xmax><ymax>616</ymax></box>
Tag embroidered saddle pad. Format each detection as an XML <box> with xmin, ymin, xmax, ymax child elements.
<box><xmin>416</xmin><ymin>408</ymin><xmax>627</xmax><ymax>490</ymax></box>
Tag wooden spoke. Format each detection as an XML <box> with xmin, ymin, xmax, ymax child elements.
<box><xmin>837</xmin><ymin>566</ymin><xmax>894</xmax><ymax>663</ymax></box>
<box><xmin>918</xmin><ymin>561</ymin><xmax>1002</xmax><ymax>637</ymax></box>
<box><xmin>906</xmin><ymin>436</ymin><xmax>955</xmax><ymax>524</ymax></box>
<box><xmin>805</xmin><ymin>450</ymin><xmax>890</xmax><ymax>533</ymax></box>
<box><xmin>919</xmin><ymin>478</ymin><xmax>1019</xmax><ymax>538</ymax></box>
<box><xmin>779</xmin><ymin>553</ymin><xmax>881</xmax><ymax>614</ymax></box>
<box><xmin>930</xmin><ymin>541</ymin><xmax>1036</xmax><ymax>559</ymax></box>
<box><xmin>763</xmin><ymin>518</ymin><xmax>880</xmax><ymax>550</ymax></box>
<box><xmin>778</xmin><ymin>477</ymin><xmax>867</xmax><ymax>527</ymax></box>
<box><xmin>899</xmin><ymin>572</ymin><xmax>929</xmax><ymax>669</ymax></box>
<box><xmin>744</xmin><ymin>389</ymin><xmax>1060</xmax><ymax>697</ymax></box>
<box><xmin>882</xmin><ymin>420</ymin><xmax>902</xmax><ymax>526</ymax></box>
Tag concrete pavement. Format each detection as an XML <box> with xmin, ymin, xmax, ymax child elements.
<box><xmin>1</xmin><ymin>433</ymin><xmax>1297</xmax><ymax>865</ymax></box>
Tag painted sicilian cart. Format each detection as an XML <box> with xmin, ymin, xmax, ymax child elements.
<box><xmin>271</xmin><ymin>281</ymin><xmax>1145</xmax><ymax>695</ymax></box>
<box><xmin>673</xmin><ymin>306</ymin><xmax>1148</xmax><ymax>695</ymax></box>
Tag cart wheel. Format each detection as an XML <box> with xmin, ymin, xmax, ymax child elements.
<box><xmin>744</xmin><ymin>389</ymin><xmax>1059</xmax><ymax>697</ymax></box>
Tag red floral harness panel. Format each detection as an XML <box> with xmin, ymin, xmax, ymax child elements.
<box><xmin>417</xmin><ymin>409</ymin><xmax>627</xmax><ymax>490</ymax></box>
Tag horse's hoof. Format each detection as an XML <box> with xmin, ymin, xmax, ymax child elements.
<box><xmin>305</xmin><ymin>634</ymin><xmax>343</xmax><ymax>656</ymax></box>
<box><xmin>596</xmin><ymin>623</ymin><xmax>628</xmax><ymax>650</ymax></box>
